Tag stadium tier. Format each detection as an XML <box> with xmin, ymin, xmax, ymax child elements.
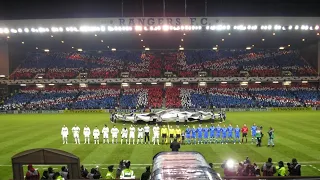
<box><xmin>2</xmin><ymin>84</ymin><xmax>319</xmax><ymax>110</ymax></box>
<box><xmin>9</xmin><ymin>49</ymin><xmax>317</xmax><ymax>79</ymax></box>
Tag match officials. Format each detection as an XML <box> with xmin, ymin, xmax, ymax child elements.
<box><xmin>161</xmin><ymin>125</ymin><xmax>168</xmax><ymax>144</ymax></box>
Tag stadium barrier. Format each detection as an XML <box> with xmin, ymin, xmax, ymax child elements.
<box><xmin>64</xmin><ymin>109</ymin><xmax>107</xmax><ymax>113</ymax></box>
<box><xmin>270</xmin><ymin>107</ymin><xmax>313</xmax><ymax>111</ymax></box>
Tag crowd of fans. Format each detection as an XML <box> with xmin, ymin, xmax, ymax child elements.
<box><xmin>9</xmin><ymin>49</ymin><xmax>318</xmax><ymax>80</ymax></box>
<box><xmin>1</xmin><ymin>84</ymin><xmax>319</xmax><ymax>111</ymax></box>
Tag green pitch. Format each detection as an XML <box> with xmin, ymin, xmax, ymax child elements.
<box><xmin>1</xmin><ymin>111</ymin><xmax>320</xmax><ymax>179</ymax></box>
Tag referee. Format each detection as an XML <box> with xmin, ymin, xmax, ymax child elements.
<box><xmin>161</xmin><ymin>125</ymin><xmax>168</xmax><ymax>145</ymax></box>
<box><xmin>144</xmin><ymin>124</ymin><xmax>150</xmax><ymax>144</ymax></box>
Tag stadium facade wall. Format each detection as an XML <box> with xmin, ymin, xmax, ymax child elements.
<box><xmin>0</xmin><ymin>39</ymin><xmax>9</xmax><ymax>76</ymax></box>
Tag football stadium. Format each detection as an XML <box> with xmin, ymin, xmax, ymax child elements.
<box><xmin>1</xmin><ymin>1</ymin><xmax>320</xmax><ymax>180</ymax></box>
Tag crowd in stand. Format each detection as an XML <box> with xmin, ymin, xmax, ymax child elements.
<box><xmin>1</xmin><ymin>83</ymin><xmax>319</xmax><ymax>111</ymax></box>
<box><xmin>9</xmin><ymin>49</ymin><xmax>318</xmax><ymax>80</ymax></box>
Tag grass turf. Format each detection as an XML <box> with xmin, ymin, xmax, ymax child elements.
<box><xmin>1</xmin><ymin>111</ymin><xmax>320</xmax><ymax>179</ymax></box>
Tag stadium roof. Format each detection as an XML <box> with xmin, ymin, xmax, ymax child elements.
<box><xmin>1</xmin><ymin>17</ymin><xmax>320</xmax><ymax>50</ymax></box>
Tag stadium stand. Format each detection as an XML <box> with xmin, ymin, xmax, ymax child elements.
<box><xmin>9</xmin><ymin>49</ymin><xmax>318</xmax><ymax>79</ymax></box>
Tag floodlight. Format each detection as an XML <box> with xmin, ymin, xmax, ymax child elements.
<box><xmin>255</xmin><ymin>81</ymin><xmax>261</xmax><ymax>84</ymax></box>
<box><xmin>145</xmin><ymin>47</ymin><xmax>150</xmax><ymax>51</ymax></box>
<box><xmin>0</xmin><ymin>75</ymin><xmax>5</xmax><ymax>78</ymax></box>
<box><xmin>288</xmin><ymin>25</ymin><xmax>293</xmax><ymax>30</ymax></box>
<box><xmin>221</xmin><ymin>82</ymin><xmax>227</xmax><ymax>84</ymax></box>
<box><xmin>77</xmin><ymin>49</ymin><xmax>83</xmax><ymax>52</ymax></box>
<box><xmin>302</xmin><ymin>81</ymin><xmax>308</xmax><ymax>84</ymax></box>
<box><xmin>48</xmin><ymin>84</ymin><xmax>55</xmax><ymax>86</ymax></box>
<box><xmin>18</xmin><ymin>28</ymin><xmax>23</xmax><ymax>33</ymax></box>
<box><xmin>44</xmin><ymin>49</ymin><xmax>50</xmax><ymax>52</ymax></box>
<box><xmin>162</xmin><ymin>25</ymin><xmax>169</xmax><ymax>31</ymax></box>
<box><xmin>100</xmin><ymin>83</ymin><xmax>107</xmax><ymax>85</ymax></box>
<box><xmin>100</xmin><ymin>26</ymin><xmax>106</xmax><ymax>31</ymax></box>
<box><xmin>136</xmin><ymin>82</ymin><xmax>142</xmax><ymax>85</ymax></box>
<box><xmin>111</xmin><ymin>48</ymin><xmax>116</xmax><ymax>51</ymax></box>
<box><xmin>267</xmin><ymin>25</ymin><xmax>272</xmax><ymax>30</ymax></box>
<box><xmin>294</xmin><ymin>25</ymin><xmax>299</xmax><ymax>30</ymax></box>
<box><xmin>226</xmin><ymin>159</ymin><xmax>235</xmax><ymax>169</ymax></box>
<box><xmin>20</xmin><ymin>84</ymin><xmax>27</xmax><ymax>86</ymax></box>
<box><xmin>212</xmin><ymin>47</ymin><xmax>218</xmax><ymax>50</ymax></box>
<box><xmin>151</xmin><ymin>82</ymin><xmax>157</xmax><ymax>85</ymax></box>
<box><xmin>279</xmin><ymin>47</ymin><xmax>285</xmax><ymax>50</ymax></box>
<box><xmin>183</xmin><ymin>82</ymin><xmax>189</xmax><ymax>84</ymax></box>
<box><xmin>315</xmin><ymin>25</ymin><xmax>319</xmax><ymax>30</ymax></box>
<box><xmin>67</xmin><ymin>83</ymin><xmax>73</xmax><ymax>86</ymax></box>
<box><xmin>246</xmin><ymin>47</ymin><xmax>251</xmax><ymax>50</ymax></box>
<box><xmin>165</xmin><ymin>82</ymin><xmax>172</xmax><ymax>87</ymax></box>
<box><xmin>3</xmin><ymin>28</ymin><xmax>9</xmax><ymax>34</ymax></box>
<box><xmin>10</xmin><ymin>29</ymin><xmax>17</xmax><ymax>33</ymax></box>
<box><xmin>179</xmin><ymin>47</ymin><xmax>184</xmax><ymax>50</ymax></box>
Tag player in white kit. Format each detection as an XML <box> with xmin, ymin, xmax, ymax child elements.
<box><xmin>121</xmin><ymin>127</ymin><xmax>128</xmax><ymax>144</ymax></box>
<box><xmin>83</xmin><ymin>125</ymin><xmax>91</xmax><ymax>144</ymax></box>
<box><xmin>153</xmin><ymin>124</ymin><xmax>160</xmax><ymax>145</ymax></box>
<box><xmin>102</xmin><ymin>124</ymin><xmax>109</xmax><ymax>144</ymax></box>
<box><xmin>129</xmin><ymin>125</ymin><xmax>136</xmax><ymax>145</ymax></box>
<box><xmin>93</xmin><ymin>126</ymin><xmax>100</xmax><ymax>144</ymax></box>
<box><xmin>137</xmin><ymin>127</ymin><xmax>144</xmax><ymax>144</ymax></box>
<box><xmin>71</xmin><ymin>124</ymin><xmax>81</xmax><ymax>144</ymax></box>
<box><xmin>111</xmin><ymin>125</ymin><xmax>119</xmax><ymax>144</ymax></box>
<box><xmin>61</xmin><ymin>125</ymin><xmax>69</xmax><ymax>144</ymax></box>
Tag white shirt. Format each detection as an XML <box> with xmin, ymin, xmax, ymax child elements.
<box><xmin>61</xmin><ymin>127</ymin><xmax>68</xmax><ymax>136</ymax></box>
<box><xmin>102</xmin><ymin>127</ymin><xmax>109</xmax><ymax>135</ymax></box>
<box><xmin>129</xmin><ymin>127</ymin><xmax>135</xmax><ymax>134</ymax></box>
<box><xmin>93</xmin><ymin>128</ymin><xmax>100</xmax><ymax>136</ymax></box>
<box><xmin>138</xmin><ymin>127</ymin><xmax>144</xmax><ymax>134</ymax></box>
<box><xmin>111</xmin><ymin>127</ymin><xmax>119</xmax><ymax>134</ymax></box>
<box><xmin>121</xmin><ymin>128</ymin><xmax>128</xmax><ymax>135</ymax></box>
<box><xmin>153</xmin><ymin>126</ymin><xmax>160</xmax><ymax>134</ymax></box>
<box><xmin>144</xmin><ymin>126</ymin><xmax>150</xmax><ymax>133</ymax></box>
<box><xmin>71</xmin><ymin>126</ymin><xmax>80</xmax><ymax>135</ymax></box>
<box><xmin>83</xmin><ymin>127</ymin><xmax>91</xmax><ymax>135</ymax></box>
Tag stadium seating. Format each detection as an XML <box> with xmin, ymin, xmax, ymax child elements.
<box><xmin>10</xmin><ymin>49</ymin><xmax>317</xmax><ymax>79</ymax></box>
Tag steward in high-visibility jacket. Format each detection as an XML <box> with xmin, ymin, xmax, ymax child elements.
<box><xmin>106</xmin><ymin>165</ymin><xmax>115</xmax><ymax>179</ymax></box>
<box><xmin>120</xmin><ymin>161</ymin><xmax>135</xmax><ymax>179</ymax></box>
<box><xmin>276</xmin><ymin>161</ymin><xmax>287</xmax><ymax>176</ymax></box>
<box><xmin>160</xmin><ymin>125</ymin><xmax>168</xmax><ymax>144</ymax></box>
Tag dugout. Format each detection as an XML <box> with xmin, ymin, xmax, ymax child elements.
<box><xmin>11</xmin><ymin>148</ymin><xmax>81</xmax><ymax>179</ymax></box>
<box><xmin>151</xmin><ymin>151</ymin><xmax>222</xmax><ymax>180</ymax></box>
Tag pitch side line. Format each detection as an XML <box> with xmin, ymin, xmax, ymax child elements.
<box><xmin>0</xmin><ymin>162</ymin><xmax>319</xmax><ymax>167</ymax></box>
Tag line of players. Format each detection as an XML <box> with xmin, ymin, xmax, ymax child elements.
<box><xmin>61</xmin><ymin>123</ymin><xmax>260</xmax><ymax>145</ymax></box>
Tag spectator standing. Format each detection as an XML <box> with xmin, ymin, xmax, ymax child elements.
<box><xmin>170</xmin><ymin>138</ymin><xmax>181</xmax><ymax>151</ymax></box>
<box><xmin>261</xmin><ymin>158</ymin><xmax>276</xmax><ymax>176</ymax></box>
<box><xmin>40</xmin><ymin>170</ymin><xmax>49</xmax><ymax>180</ymax></box>
<box><xmin>140</xmin><ymin>166</ymin><xmax>151</xmax><ymax>180</ymax></box>
<box><xmin>288</xmin><ymin>158</ymin><xmax>301</xmax><ymax>176</ymax></box>
<box><xmin>25</xmin><ymin>164</ymin><xmax>40</xmax><ymax>180</ymax></box>
<box><xmin>48</xmin><ymin>167</ymin><xmax>55</xmax><ymax>179</ymax></box>
<box><xmin>60</xmin><ymin>166</ymin><xmax>69</xmax><ymax>179</ymax></box>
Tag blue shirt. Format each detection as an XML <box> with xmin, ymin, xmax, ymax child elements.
<box><xmin>235</xmin><ymin>127</ymin><xmax>240</xmax><ymax>136</ymax></box>
<box><xmin>197</xmin><ymin>127</ymin><xmax>203</xmax><ymax>137</ymax></box>
<box><xmin>191</xmin><ymin>128</ymin><xmax>197</xmax><ymax>137</ymax></box>
<box><xmin>209</xmin><ymin>126</ymin><xmax>215</xmax><ymax>137</ymax></box>
<box><xmin>227</xmin><ymin>126</ymin><xmax>233</xmax><ymax>134</ymax></box>
<box><xmin>203</xmin><ymin>128</ymin><xmax>209</xmax><ymax>138</ymax></box>
<box><xmin>251</xmin><ymin>126</ymin><xmax>257</xmax><ymax>135</ymax></box>
<box><xmin>216</xmin><ymin>126</ymin><xmax>221</xmax><ymax>136</ymax></box>
<box><xmin>185</xmin><ymin>128</ymin><xmax>191</xmax><ymax>136</ymax></box>
<box><xmin>222</xmin><ymin>127</ymin><xmax>228</xmax><ymax>137</ymax></box>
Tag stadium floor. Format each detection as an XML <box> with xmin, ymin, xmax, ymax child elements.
<box><xmin>1</xmin><ymin>111</ymin><xmax>320</xmax><ymax>178</ymax></box>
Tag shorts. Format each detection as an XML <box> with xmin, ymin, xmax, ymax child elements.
<box><xmin>228</xmin><ymin>135</ymin><xmax>233</xmax><ymax>138</ymax></box>
<box><xmin>182</xmin><ymin>136</ymin><xmax>185</xmax><ymax>140</ymax></box>
<box><xmin>162</xmin><ymin>134</ymin><xmax>167</xmax><ymax>138</ymax></box>
<box><xmin>138</xmin><ymin>133</ymin><xmax>143</xmax><ymax>139</ymax></box>
<box><xmin>62</xmin><ymin>135</ymin><xmax>68</xmax><ymax>138</ymax></box>
<box><xmin>112</xmin><ymin>134</ymin><xmax>118</xmax><ymax>139</ymax></box>
<box><xmin>129</xmin><ymin>134</ymin><xmax>135</xmax><ymax>139</ymax></box>
<box><xmin>84</xmin><ymin>135</ymin><xmax>90</xmax><ymax>138</ymax></box>
<box><xmin>121</xmin><ymin>134</ymin><xmax>128</xmax><ymax>138</ymax></box>
<box><xmin>235</xmin><ymin>135</ymin><xmax>240</xmax><ymax>138</ymax></box>
<box><xmin>222</xmin><ymin>136</ymin><xmax>227</xmax><ymax>139</ymax></box>
<box><xmin>252</xmin><ymin>133</ymin><xmax>256</xmax><ymax>137</ymax></box>
<box><xmin>242</xmin><ymin>133</ymin><xmax>247</xmax><ymax>137</ymax></box>
<box><xmin>103</xmin><ymin>134</ymin><xmax>109</xmax><ymax>139</ymax></box>
<box><xmin>170</xmin><ymin>134</ymin><xmax>174</xmax><ymax>138</ymax></box>
<box><xmin>94</xmin><ymin>136</ymin><xmax>99</xmax><ymax>140</ymax></box>
<box><xmin>154</xmin><ymin>134</ymin><xmax>159</xmax><ymax>139</ymax></box>
<box><xmin>210</xmin><ymin>135</ymin><xmax>214</xmax><ymax>138</ymax></box>
<box><xmin>176</xmin><ymin>134</ymin><xmax>181</xmax><ymax>138</ymax></box>
<box><xmin>73</xmin><ymin>134</ymin><xmax>79</xmax><ymax>138</ymax></box>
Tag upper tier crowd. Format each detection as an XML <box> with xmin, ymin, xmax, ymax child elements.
<box><xmin>1</xmin><ymin>83</ymin><xmax>319</xmax><ymax>111</ymax></box>
<box><xmin>10</xmin><ymin>49</ymin><xmax>318</xmax><ymax>79</ymax></box>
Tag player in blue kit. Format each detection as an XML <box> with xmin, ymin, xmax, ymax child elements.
<box><xmin>234</xmin><ymin>125</ymin><xmax>241</xmax><ymax>144</ymax></box>
<box><xmin>203</xmin><ymin>125</ymin><xmax>210</xmax><ymax>144</ymax></box>
<box><xmin>209</xmin><ymin>124</ymin><xmax>215</xmax><ymax>143</ymax></box>
<box><xmin>222</xmin><ymin>125</ymin><xmax>228</xmax><ymax>144</ymax></box>
<box><xmin>185</xmin><ymin>126</ymin><xmax>191</xmax><ymax>144</ymax></box>
<box><xmin>251</xmin><ymin>123</ymin><xmax>257</xmax><ymax>144</ymax></box>
<box><xmin>197</xmin><ymin>124</ymin><xmax>203</xmax><ymax>144</ymax></box>
<box><xmin>215</xmin><ymin>124</ymin><xmax>221</xmax><ymax>143</ymax></box>
<box><xmin>191</xmin><ymin>125</ymin><xmax>197</xmax><ymax>145</ymax></box>
<box><xmin>227</xmin><ymin>124</ymin><xmax>233</xmax><ymax>143</ymax></box>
